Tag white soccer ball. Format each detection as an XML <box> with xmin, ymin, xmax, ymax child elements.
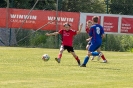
<box><xmin>42</xmin><ymin>54</ymin><xmax>50</xmax><ymax>61</ymax></box>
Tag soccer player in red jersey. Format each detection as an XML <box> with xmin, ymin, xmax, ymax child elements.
<box><xmin>86</xmin><ymin>20</ymin><xmax>95</xmax><ymax>60</ymax></box>
<box><xmin>46</xmin><ymin>22</ymin><xmax>83</xmax><ymax>65</ymax></box>
<box><xmin>86</xmin><ymin>20</ymin><xmax>93</xmax><ymax>50</ymax></box>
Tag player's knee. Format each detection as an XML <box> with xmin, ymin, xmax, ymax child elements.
<box><xmin>60</xmin><ymin>49</ymin><xmax>64</xmax><ymax>53</ymax></box>
<box><xmin>87</xmin><ymin>52</ymin><xmax>91</xmax><ymax>56</ymax></box>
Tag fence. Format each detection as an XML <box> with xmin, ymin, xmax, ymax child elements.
<box><xmin>0</xmin><ymin>0</ymin><xmax>133</xmax><ymax>51</ymax></box>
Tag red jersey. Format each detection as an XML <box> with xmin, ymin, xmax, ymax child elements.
<box><xmin>86</xmin><ymin>27</ymin><xmax>90</xmax><ymax>33</ymax></box>
<box><xmin>59</xmin><ymin>29</ymin><xmax>77</xmax><ymax>46</ymax></box>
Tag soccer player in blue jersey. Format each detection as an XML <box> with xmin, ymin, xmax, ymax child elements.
<box><xmin>86</xmin><ymin>20</ymin><xmax>107</xmax><ymax>62</ymax></box>
<box><xmin>80</xmin><ymin>16</ymin><xmax>106</xmax><ymax>67</ymax></box>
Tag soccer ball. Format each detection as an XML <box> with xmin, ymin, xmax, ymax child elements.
<box><xmin>42</xmin><ymin>54</ymin><xmax>50</xmax><ymax>61</ymax></box>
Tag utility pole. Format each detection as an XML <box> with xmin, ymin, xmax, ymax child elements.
<box><xmin>8</xmin><ymin>0</ymin><xmax>14</xmax><ymax>46</ymax></box>
<box><xmin>105</xmin><ymin>0</ymin><xmax>109</xmax><ymax>50</ymax></box>
<box><xmin>56</xmin><ymin>0</ymin><xmax>62</xmax><ymax>48</ymax></box>
<box><xmin>55</xmin><ymin>0</ymin><xmax>59</xmax><ymax>48</ymax></box>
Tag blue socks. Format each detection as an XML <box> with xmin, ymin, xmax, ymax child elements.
<box><xmin>91</xmin><ymin>52</ymin><xmax>99</xmax><ymax>56</ymax></box>
<box><xmin>83</xmin><ymin>56</ymin><xmax>89</xmax><ymax>65</ymax></box>
<box><xmin>82</xmin><ymin>52</ymin><xmax>99</xmax><ymax>65</ymax></box>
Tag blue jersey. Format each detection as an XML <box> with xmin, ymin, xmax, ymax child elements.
<box><xmin>89</xmin><ymin>24</ymin><xmax>104</xmax><ymax>44</ymax></box>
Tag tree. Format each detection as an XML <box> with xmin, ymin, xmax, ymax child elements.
<box><xmin>0</xmin><ymin>0</ymin><xmax>6</xmax><ymax>7</ymax></box>
<box><xmin>109</xmin><ymin>0</ymin><xmax>133</xmax><ymax>15</ymax></box>
<box><xmin>60</xmin><ymin>0</ymin><xmax>106</xmax><ymax>13</ymax></box>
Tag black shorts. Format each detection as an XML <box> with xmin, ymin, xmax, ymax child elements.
<box><xmin>60</xmin><ymin>45</ymin><xmax>74</xmax><ymax>52</ymax></box>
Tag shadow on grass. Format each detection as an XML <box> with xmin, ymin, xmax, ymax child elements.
<box><xmin>97</xmin><ymin>67</ymin><xmax>121</xmax><ymax>70</ymax></box>
<box><xmin>43</xmin><ymin>64</ymin><xmax>80</xmax><ymax>67</ymax></box>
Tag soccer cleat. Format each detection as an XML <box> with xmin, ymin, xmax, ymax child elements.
<box><xmin>77</xmin><ymin>60</ymin><xmax>81</xmax><ymax>66</ymax></box>
<box><xmin>103</xmin><ymin>60</ymin><xmax>107</xmax><ymax>63</ymax></box>
<box><xmin>97</xmin><ymin>53</ymin><xmax>102</xmax><ymax>61</ymax></box>
<box><xmin>55</xmin><ymin>58</ymin><xmax>60</xmax><ymax>63</ymax></box>
<box><xmin>80</xmin><ymin>64</ymin><xmax>86</xmax><ymax>67</ymax></box>
<box><xmin>91</xmin><ymin>56</ymin><xmax>95</xmax><ymax>60</ymax></box>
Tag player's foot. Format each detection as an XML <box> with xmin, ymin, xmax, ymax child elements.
<box><xmin>77</xmin><ymin>60</ymin><xmax>81</xmax><ymax>66</ymax></box>
<box><xmin>55</xmin><ymin>58</ymin><xmax>60</xmax><ymax>63</ymax></box>
<box><xmin>80</xmin><ymin>64</ymin><xmax>86</xmax><ymax>67</ymax></box>
<box><xmin>97</xmin><ymin>53</ymin><xmax>102</xmax><ymax>61</ymax></box>
<box><xmin>103</xmin><ymin>60</ymin><xmax>107</xmax><ymax>63</ymax></box>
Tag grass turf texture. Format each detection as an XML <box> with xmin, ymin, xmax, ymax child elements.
<box><xmin>0</xmin><ymin>47</ymin><xmax>133</xmax><ymax>88</ymax></box>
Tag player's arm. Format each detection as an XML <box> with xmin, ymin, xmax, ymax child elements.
<box><xmin>45</xmin><ymin>32</ymin><xmax>59</xmax><ymax>36</ymax></box>
<box><xmin>101</xmin><ymin>27</ymin><xmax>105</xmax><ymax>38</ymax></box>
<box><xmin>102</xmin><ymin>33</ymin><xmax>105</xmax><ymax>38</ymax></box>
<box><xmin>77</xmin><ymin>23</ymin><xmax>83</xmax><ymax>34</ymax></box>
<box><xmin>86</xmin><ymin>37</ymin><xmax>92</xmax><ymax>42</ymax></box>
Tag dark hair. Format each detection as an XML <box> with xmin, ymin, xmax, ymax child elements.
<box><xmin>92</xmin><ymin>16</ymin><xmax>99</xmax><ymax>23</ymax></box>
<box><xmin>63</xmin><ymin>22</ymin><xmax>71</xmax><ymax>27</ymax></box>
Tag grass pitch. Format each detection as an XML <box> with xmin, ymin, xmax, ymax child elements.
<box><xmin>0</xmin><ymin>46</ymin><xmax>133</xmax><ymax>88</ymax></box>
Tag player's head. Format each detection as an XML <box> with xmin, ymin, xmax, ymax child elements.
<box><xmin>63</xmin><ymin>22</ymin><xmax>71</xmax><ymax>31</ymax></box>
<box><xmin>86</xmin><ymin>20</ymin><xmax>92</xmax><ymax>27</ymax></box>
<box><xmin>92</xmin><ymin>16</ymin><xmax>99</xmax><ymax>23</ymax></box>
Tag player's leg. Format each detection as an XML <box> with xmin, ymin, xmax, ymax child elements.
<box><xmin>58</xmin><ymin>45</ymin><xmax>64</xmax><ymax>59</ymax></box>
<box><xmin>86</xmin><ymin>43</ymin><xmax>95</xmax><ymax>60</ymax></box>
<box><xmin>55</xmin><ymin>45</ymin><xmax>65</xmax><ymax>63</ymax></box>
<box><xmin>70</xmin><ymin>51</ymin><xmax>81</xmax><ymax>65</ymax></box>
<box><xmin>80</xmin><ymin>43</ymin><xmax>100</xmax><ymax>67</ymax></box>
<box><xmin>86</xmin><ymin>44</ymin><xmax>89</xmax><ymax>50</ymax></box>
<box><xmin>80</xmin><ymin>51</ymin><xmax>91</xmax><ymax>67</ymax></box>
<box><xmin>91</xmin><ymin>56</ymin><xmax>95</xmax><ymax>60</ymax></box>
<box><xmin>67</xmin><ymin>46</ymin><xmax>81</xmax><ymax>65</ymax></box>
<box><xmin>97</xmin><ymin>48</ymin><xmax>107</xmax><ymax>63</ymax></box>
<box><xmin>90</xmin><ymin>45</ymin><xmax>101</xmax><ymax>56</ymax></box>
<box><xmin>97</xmin><ymin>48</ymin><xmax>102</xmax><ymax>61</ymax></box>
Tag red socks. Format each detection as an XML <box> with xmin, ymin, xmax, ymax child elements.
<box><xmin>75</xmin><ymin>56</ymin><xmax>80</xmax><ymax>61</ymax></box>
<box><xmin>101</xmin><ymin>55</ymin><xmax>106</xmax><ymax>60</ymax></box>
<box><xmin>58</xmin><ymin>54</ymin><xmax>80</xmax><ymax>62</ymax></box>
<box><xmin>58</xmin><ymin>54</ymin><xmax>62</xmax><ymax>59</ymax></box>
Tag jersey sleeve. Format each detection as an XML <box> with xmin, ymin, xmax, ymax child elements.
<box><xmin>71</xmin><ymin>29</ymin><xmax>77</xmax><ymax>35</ymax></box>
<box><xmin>58</xmin><ymin>29</ymin><xmax>63</xmax><ymax>34</ymax></box>
<box><xmin>86</xmin><ymin>27</ymin><xmax>90</xmax><ymax>33</ymax></box>
<box><xmin>100</xmin><ymin>26</ymin><xmax>104</xmax><ymax>35</ymax></box>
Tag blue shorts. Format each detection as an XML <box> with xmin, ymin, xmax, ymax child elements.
<box><xmin>88</xmin><ymin>43</ymin><xmax>101</xmax><ymax>52</ymax></box>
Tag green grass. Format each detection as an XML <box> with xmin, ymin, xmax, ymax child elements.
<box><xmin>0</xmin><ymin>46</ymin><xmax>133</xmax><ymax>88</ymax></box>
